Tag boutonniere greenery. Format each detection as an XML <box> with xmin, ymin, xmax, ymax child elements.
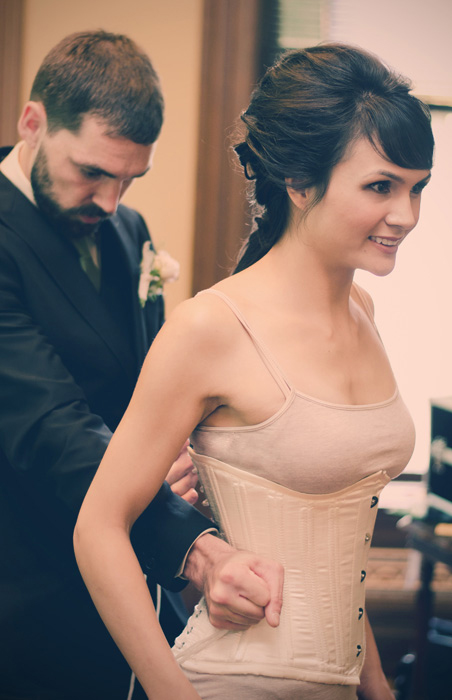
<box><xmin>138</xmin><ymin>242</ymin><xmax>180</xmax><ymax>308</ymax></box>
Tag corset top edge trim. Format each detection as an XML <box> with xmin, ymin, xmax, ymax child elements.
<box><xmin>187</xmin><ymin>446</ymin><xmax>391</xmax><ymax>500</ymax></box>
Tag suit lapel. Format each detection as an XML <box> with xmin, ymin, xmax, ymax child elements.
<box><xmin>108</xmin><ymin>212</ymin><xmax>149</xmax><ymax>366</ymax></box>
<box><xmin>0</xmin><ymin>174</ymin><xmax>139</xmax><ymax>384</ymax></box>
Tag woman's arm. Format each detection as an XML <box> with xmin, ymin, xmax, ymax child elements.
<box><xmin>357</xmin><ymin>614</ymin><xmax>395</xmax><ymax>700</ymax></box>
<box><xmin>74</xmin><ymin>299</ymin><xmax>223</xmax><ymax>698</ymax></box>
<box><xmin>165</xmin><ymin>439</ymin><xmax>199</xmax><ymax>504</ymax></box>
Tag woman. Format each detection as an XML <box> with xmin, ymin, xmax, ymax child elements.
<box><xmin>74</xmin><ymin>43</ymin><xmax>434</xmax><ymax>699</ymax></box>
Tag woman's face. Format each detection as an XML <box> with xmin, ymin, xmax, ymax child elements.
<box><xmin>299</xmin><ymin>137</ymin><xmax>431</xmax><ymax>277</ymax></box>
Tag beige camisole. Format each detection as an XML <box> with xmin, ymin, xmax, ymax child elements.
<box><xmin>173</xmin><ymin>288</ymin><xmax>415</xmax><ymax>688</ymax></box>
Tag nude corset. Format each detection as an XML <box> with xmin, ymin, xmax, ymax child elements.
<box><xmin>174</xmin><ymin>451</ymin><xmax>389</xmax><ymax>684</ymax></box>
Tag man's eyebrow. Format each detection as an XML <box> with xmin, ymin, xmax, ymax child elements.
<box><xmin>73</xmin><ymin>161</ymin><xmax>150</xmax><ymax>179</ymax></box>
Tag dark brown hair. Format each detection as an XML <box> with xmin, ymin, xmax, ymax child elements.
<box><xmin>235</xmin><ymin>43</ymin><xmax>434</xmax><ymax>272</ymax></box>
<box><xmin>31</xmin><ymin>29</ymin><xmax>164</xmax><ymax>145</ymax></box>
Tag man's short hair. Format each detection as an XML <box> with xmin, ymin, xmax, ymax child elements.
<box><xmin>30</xmin><ymin>29</ymin><xmax>164</xmax><ymax>145</ymax></box>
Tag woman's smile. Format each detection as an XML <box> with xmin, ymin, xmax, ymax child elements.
<box><xmin>297</xmin><ymin>138</ymin><xmax>430</xmax><ymax>277</ymax></box>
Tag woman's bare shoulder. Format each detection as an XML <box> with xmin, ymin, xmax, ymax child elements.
<box><xmin>139</xmin><ymin>290</ymin><xmax>245</xmax><ymax>408</ymax></box>
<box><xmin>162</xmin><ymin>289</ymin><xmax>243</xmax><ymax>352</ymax></box>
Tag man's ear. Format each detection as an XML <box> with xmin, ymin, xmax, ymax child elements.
<box><xmin>285</xmin><ymin>178</ymin><xmax>310</xmax><ymax>210</ymax></box>
<box><xmin>17</xmin><ymin>101</ymin><xmax>47</xmax><ymax>149</ymax></box>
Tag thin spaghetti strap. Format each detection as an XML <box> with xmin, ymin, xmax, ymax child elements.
<box><xmin>197</xmin><ymin>289</ymin><xmax>292</xmax><ymax>397</ymax></box>
<box><xmin>352</xmin><ymin>283</ymin><xmax>384</xmax><ymax>342</ymax></box>
<box><xmin>352</xmin><ymin>284</ymin><xmax>377</xmax><ymax>327</ymax></box>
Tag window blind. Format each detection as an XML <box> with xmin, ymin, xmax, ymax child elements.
<box><xmin>277</xmin><ymin>0</ymin><xmax>328</xmax><ymax>49</ymax></box>
<box><xmin>274</xmin><ymin>0</ymin><xmax>452</xmax><ymax>106</ymax></box>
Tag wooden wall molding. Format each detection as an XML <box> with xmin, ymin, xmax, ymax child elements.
<box><xmin>0</xmin><ymin>0</ymin><xmax>23</xmax><ymax>147</ymax></box>
<box><xmin>191</xmin><ymin>0</ymin><xmax>264</xmax><ymax>293</ymax></box>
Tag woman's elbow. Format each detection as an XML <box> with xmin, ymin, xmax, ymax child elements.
<box><xmin>73</xmin><ymin>502</ymin><xmax>132</xmax><ymax>571</ymax></box>
<box><xmin>73</xmin><ymin>507</ymin><xmax>92</xmax><ymax>569</ymax></box>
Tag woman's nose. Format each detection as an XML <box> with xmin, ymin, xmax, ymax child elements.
<box><xmin>385</xmin><ymin>194</ymin><xmax>419</xmax><ymax>232</ymax></box>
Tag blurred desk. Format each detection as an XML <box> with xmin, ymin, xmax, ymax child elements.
<box><xmin>402</xmin><ymin>519</ymin><xmax>452</xmax><ymax>699</ymax></box>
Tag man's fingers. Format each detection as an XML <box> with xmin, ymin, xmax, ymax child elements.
<box><xmin>264</xmin><ymin>591</ymin><xmax>283</xmax><ymax>627</ymax></box>
<box><xmin>168</xmin><ymin>470</ymin><xmax>198</xmax><ymax>494</ymax></box>
<box><xmin>180</xmin><ymin>487</ymin><xmax>199</xmax><ymax>505</ymax></box>
<box><xmin>211</xmin><ymin>594</ymin><xmax>265</xmax><ymax>622</ymax></box>
<box><xmin>207</xmin><ymin>553</ymin><xmax>284</xmax><ymax>628</ymax></box>
<box><xmin>209</xmin><ymin>562</ymin><xmax>269</xmax><ymax>607</ymax></box>
<box><xmin>207</xmin><ymin>595</ymin><xmax>265</xmax><ymax>630</ymax></box>
<box><xmin>234</xmin><ymin>569</ymin><xmax>272</xmax><ymax>609</ymax></box>
<box><xmin>166</xmin><ymin>440</ymin><xmax>193</xmax><ymax>486</ymax></box>
<box><xmin>250</xmin><ymin>560</ymin><xmax>284</xmax><ymax>628</ymax></box>
<box><xmin>206</xmin><ymin>561</ymin><xmax>270</xmax><ymax>630</ymax></box>
<box><xmin>165</xmin><ymin>442</ymin><xmax>198</xmax><ymax>501</ymax></box>
<box><xmin>166</xmin><ymin>460</ymin><xmax>194</xmax><ymax>485</ymax></box>
<box><xmin>209</xmin><ymin>611</ymin><xmax>261</xmax><ymax>631</ymax></box>
<box><xmin>185</xmin><ymin>536</ymin><xmax>284</xmax><ymax>632</ymax></box>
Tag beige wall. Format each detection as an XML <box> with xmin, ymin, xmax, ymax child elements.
<box><xmin>21</xmin><ymin>0</ymin><xmax>204</xmax><ymax>311</ymax></box>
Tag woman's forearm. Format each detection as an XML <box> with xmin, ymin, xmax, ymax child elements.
<box><xmin>74</xmin><ymin>522</ymin><xmax>201</xmax><ymax>699</ymax></box>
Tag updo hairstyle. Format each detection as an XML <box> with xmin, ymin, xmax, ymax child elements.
<box><xmin>234</xmin><ymin>43</ymin><xmax>434</xmax><ymax>272</ymax></box>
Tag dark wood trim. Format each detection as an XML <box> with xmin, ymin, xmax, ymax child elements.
<box><xmin>191</xmin><ymin>0</ymin><xmax>264</xmax><ymax>294</ymax></box>
<box><xmin>0</xmin><ymin>0</ymin><xmax>23</xmax><ymax>147</ymax></box>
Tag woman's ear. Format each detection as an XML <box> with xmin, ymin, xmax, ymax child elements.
<box><xmin>285</xmin><ymin>178</ymin><xmax>310</xmax><ymax>210</ymax></box>
<box><xmin>17</xmin><ymin>101</ymin><xmax>47</xmax><ymax>149</ymax></box>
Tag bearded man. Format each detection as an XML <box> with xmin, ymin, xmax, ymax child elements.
<box><xmin>0</xmin><ymin>30</ymin><xmax>282</xmax><ymax>700</ymax></box>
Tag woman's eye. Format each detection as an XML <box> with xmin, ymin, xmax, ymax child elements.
<box><xmin>369</xmin><ymin>181</ymin><xmax>391</xmax><ymax>194</ymax></box>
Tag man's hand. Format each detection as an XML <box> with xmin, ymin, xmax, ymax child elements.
<box><xmin>165</xmin><ymin>440</ymin><xmax>199</xmax><ymax>504</ymax></box>
<box><xmin>183</xmin><ymin>533</ymin><xmax>284</xmax><ymax>631</ymax></box>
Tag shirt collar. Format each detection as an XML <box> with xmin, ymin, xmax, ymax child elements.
<box><xmin>0</xmin><ymin>142</ymin><xmax>37</xmax><ymax>206</ymax></box>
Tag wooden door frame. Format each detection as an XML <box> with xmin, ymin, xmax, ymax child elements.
<box><xmin>191</xmin><ymin>0</ymin><xmax>266</xmax><ymax>293</ymax></box>
<box><xmin>0</xmin><ymin>0</ymin><xmax>23</xmax><ymax>147</ymax></box>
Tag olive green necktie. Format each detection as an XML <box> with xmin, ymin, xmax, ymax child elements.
<box><xmin>74</xmin><ymin>236</ymin><xmax>101</xmax><ymax>291</ymax></box>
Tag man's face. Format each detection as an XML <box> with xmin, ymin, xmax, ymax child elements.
<box><xmin>30</xmin><ymin>115</ymin><xmax>156</xmax><ymax>238</ymax></box>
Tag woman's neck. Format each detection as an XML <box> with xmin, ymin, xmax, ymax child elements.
<box><xmin>247</xmin><ymin>235</ymin><xmax>355</xmax><ymax>317</ymax></box>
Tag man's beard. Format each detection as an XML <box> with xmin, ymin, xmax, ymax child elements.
<box><xmin>30</xmin><ymin>146</ymin><xmax>109</xmax><ymax>239</ymax></box>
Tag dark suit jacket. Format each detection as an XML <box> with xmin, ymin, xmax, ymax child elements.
<box><xmin>0</xmin><ymin>152</ymin><xmax>214</xmax><ymax>699</ymax></box>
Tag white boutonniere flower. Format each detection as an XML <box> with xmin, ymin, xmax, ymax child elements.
<box><xmin>138</xmin><ymin>242</ymin><xmax>180</xmax><ymax>308</ymax></box>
